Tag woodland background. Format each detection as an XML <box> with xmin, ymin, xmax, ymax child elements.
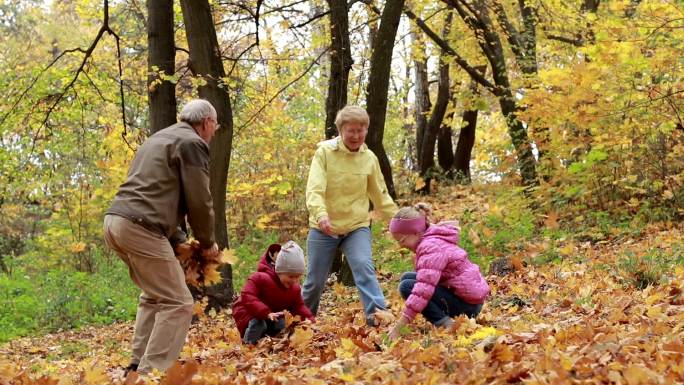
<box><xmin>0</xmin><ymin>0</ymin><xmax>683</xmax><ymax>382</ymax></box>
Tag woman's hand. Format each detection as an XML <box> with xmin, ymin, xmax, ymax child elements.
<box><xmin>388</xmin><ymin>315</ymin><xmax>410</xmax><ymax>341</ymax></box>
<box><xmin>318</xmin><ymin>216</ymin><xmax>334</xmax><ymax>236</ymax></box>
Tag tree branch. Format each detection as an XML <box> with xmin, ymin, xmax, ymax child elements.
<box><xmin>235</xmin><ymin>47</ymin><xmax>330</xmax><ymax>134</ymax></box>
<box><xmin>25</xmin><ymin>0</ymin><xmax>131</xmax><ymax>153</ymax></box>
<box><xmin>402</xmin><ymin>7</ymin><xmax>499</xmax><ymax>94</ymax></box>
<box><xmin>546</xmin><ymin>33</ymin><xmax>584</xmax><ymax>46</ymax></box>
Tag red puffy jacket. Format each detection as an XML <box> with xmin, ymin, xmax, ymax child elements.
<box><xmin>232</xmin><ymin>244</ymin><xmax>314</xmax><ymax>337</ymax></box>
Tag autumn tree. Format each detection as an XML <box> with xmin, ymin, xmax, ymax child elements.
<box><xmin>324</xmin><ymin>0</ymin><xmax>353</xmax><ymax>139</ymax></box>
<box><xmin>180</xmin><ymin>0</ymin><xmax>235</xmax><ymax>308</ymax></box>
<box><xmin>364</xmin><ymin>0</ymin><xmax>406</xmax><ymax>198</ymax></box>
<box><xmin>147</xmin><ymin>0</ymin><xmax>177</xmax><ymax>134</ymax></box>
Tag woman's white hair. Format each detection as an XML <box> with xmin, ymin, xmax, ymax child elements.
<box><xmin>334</xmin><ymin>105</ymin><xmax>369</xmax><ymax>130</ymax></box>
<box><xmin>179</xmin><ymin>99</ymin><xmax>217</xmax><ymax>125</ymax></box>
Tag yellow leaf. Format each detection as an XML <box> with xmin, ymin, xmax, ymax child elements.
<box><xmin>490</xmin><ymin>342</ymin><xmax>515</xmax><ymax>362</ymax></box>
<box><xmin>415</xmin><ymin>177</ymin><xmax>426</xmax><ymax>191</ymax></box>
<box><xmin>481</xmin><ymin>227</ymin><xmax>494</xmax><ymax>238</ymax></box>
<box><xmin>646</xmin><ymin>305</ymin><xmax>663</xmax><ymax>319</ymax></box>
<box><xmin>335</xmin><ymin>338</ymin><xmax>360</xmax><ymax>359</ymax></box>
<box><xmin>221</xmin><ymin>249</ymin><xmax>238</xmax><ymax>265</ymax></box>
<box><xmin>83</xmin><ymin>367</ymin><xmax>108</xmax><ymax>385</ymax></box>
<box><xmin>544</xmin><ymin>211</ymin><xmax>559</xmax><ymax>229</ymax></box>
<box><xmin>338</xmin><ymin>373</ymin><xmax>355</xmax><ymax>382</ymax></box>
<box><xmin>558</xmin><ymin>243</ymin><xmax>575</xmax><ymax>257</ymax></box>
<box><xmin>290</xmin><ymin>327</ymin><xmax>313</xmax><ymax>350</ymax></box>
<box><xmin>203</xmin><ymin>264</ymin><xmax>222</xmax><ymax>285</ymax></box>
<box><xmin>70</xmin><ymin>242</ymin><xmax>87</xmax><ymax>253</ymax></box>
<box><xmin>623</xmin><ymin>365</ymin><xmax>652</xmax><ymax>385</ymax></box>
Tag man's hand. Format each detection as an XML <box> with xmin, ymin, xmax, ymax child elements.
<box><xmin>201</xmin><ymin>242</ymin><xmax>219</xmax><ymax>259</ymax></box>
<box><xmin>318</xmin><ymin>216</ymin><xmax>334</xmax><ymax>236</ymax></box>
<box><xmin>267</xmin><ymin>311</ymin><xmax>284</xmax><ymax>321</ymax></box>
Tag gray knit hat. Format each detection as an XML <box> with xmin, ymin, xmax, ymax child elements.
<box><xmin>275</xmin><ymin>241</ymin><xmax>306</xmax><ymax>274</ymax></box>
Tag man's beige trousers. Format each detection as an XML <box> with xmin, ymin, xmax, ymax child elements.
<box><xmin>103</xmin><ymin>215</ymin><xmax>193</xmax><ymax>374</ymax></box>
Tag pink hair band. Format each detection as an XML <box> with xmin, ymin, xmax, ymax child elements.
<box><xmin>389</xmin><ymin>216</ymin><xmax>428</xmax><ymax>235</ymax></box>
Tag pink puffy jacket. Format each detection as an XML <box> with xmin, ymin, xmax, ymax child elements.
<box><xmin>403</xmin><ymin>225</ymin><xmax>490</xmax><ymax>321</ymax></box>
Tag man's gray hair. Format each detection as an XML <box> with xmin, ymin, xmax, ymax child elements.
<box><xmin>179</xmin><ymin>99</ymin><xmax>217</xmax><ymax>125</ymax></box>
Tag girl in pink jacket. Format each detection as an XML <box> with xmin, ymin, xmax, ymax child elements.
<box><xmin>388</xmin><ymin>204</ymin><xmax>489</xmax><ymax>339</ymax></box>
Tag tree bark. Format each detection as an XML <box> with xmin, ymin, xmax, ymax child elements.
<box><xmin>147</xmin><ymin>0</ymin><xmax>177</xmax><ymax>134</ymax></box>
<box><xmin>365</xmin><ymin>0</ymin><xmax>406</xmax><ymax>199</ymax></box>
<box><xmin>446</xmin><ymin>0</ymin><xmax>538</xmax><ymax>185</ymax></box>
<box><xmin>325</xmin><ymin>0</ymin><xmax>354</xmax><ymax>286</ymax></box>
<box><xmin>418</xmin><ymin>12</ymin><xmax>453</xmax><ymax>193</ymax></box>
<box><xmin>324</xmin><ymin>0</ymin><xmax>353</xmax><ymax>139</ymax></box>
<box><xmin>437</xmin><ymin>106</ymin><xmax>455</xmax><ymax>176</ymax></box>
<box><xmin>453</xmin><ymin>65</ymin><xmax>487</xmax><ymax>184</ymax></box>
<box><xmin>418</xmin><ymin>53</ymin><xmax>450</xmax><ymax>194</ymax></box>
<box><xmin>412</xmin><ymin>31</ymin><xmax>430</xmax><ymax>163</ymax></box>
<box><xmin>180</xmin><ymin>0</ymin><xmax>234</xmax><ymax>309</ymax></box>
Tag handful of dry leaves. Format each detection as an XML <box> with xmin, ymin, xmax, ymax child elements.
<box><xmin>174</xmin><ymin>240</ymin><xmax>235</xmax><ymax>287</ymax></box>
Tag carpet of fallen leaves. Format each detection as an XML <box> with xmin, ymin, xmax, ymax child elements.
<box><xmin>2</xmin><ymin>192</ymin><xmax>684</xmax><ymax>384</ymax></box>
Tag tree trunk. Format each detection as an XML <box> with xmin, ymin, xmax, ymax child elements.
<box><xmin>418</xmin><ymin>53</ymin><xmax>450</xmax><ymax>194</ymax></box>
<box><xmin>325</xmin><ymin>0</ymin><xmax>354</xmax><ymax>286</ymax></box>
<box><xmin>412</xmin><ymin>31</ymin><xmax>430</xmax><ymax>164</ymax></box>
<box><xmin>448</xmin><ymin>0</ymin><xmax>537</xmax><ymax>185</ymax></box>
<box><xmin>180</xmin><ymin>0</ymin><xmax>234</xmax><ymax>309</ymax></box>
<box><xmin>365</xmin><ymin>0</ymin><xmax>406</xmax><ymax>199</ymax></box>
<box><xmin>453</xmin><ymin>65</ymin><xmax>486</xmax><ymax>184</ymax></box>
<box><xmin>324</xmin><ymin>0</ymin><xmax>353</xmax><ymax>139</ymax></box>
<box><xmin>147</xmin><ymin>0</ymin><xmax>177</xmax><ymax>134</ymax></box>
<box><xmin>437</xmin><ymin>107</ymin><xmax>455</xmax><ymax>177</ymax></box>
<box><xmin>417</xmin><ymin>13</ymin><xmax>453</xmax><ymax>193</ymax></box>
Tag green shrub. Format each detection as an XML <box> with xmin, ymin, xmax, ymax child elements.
<box><xmin>230</xmin><ymin>230</ymin><xmax>280</xmax><ymax>292</ymax></box>
<box><xmin>0</xmin><ymin>249</ymin><xmax>138</xmax><ymax>342</ymax></box>
<box><xmin>617</xmin><ymin>248</ymin><xmax>684</xmax><ymax>290</ymax></box>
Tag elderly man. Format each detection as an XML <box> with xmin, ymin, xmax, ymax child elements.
<box><xmin>103</xmin><ymin>99</ymin><xmax>220</xmax><ymax>374</ymax></box>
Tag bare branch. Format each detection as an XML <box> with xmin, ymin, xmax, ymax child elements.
<box><xmin>546</xmin><ymin>33</ymin><xmax>584</xmax><ymax>46</ymax></box>
<box><xmin>24</xmin><ymin>0</ymin><xmax>132</xmax><ymax>153</ymax></box>
<box><xmin>236</xmin><ymin>48</ymin><xmax>330</xmax><ymax>134</ymax></box>
<box><xmin>402</xmin><ymin>7</ymin><xmax>499</xmax><ymax>94</ymax></box>
<box><xmin>0</xmin><ymin>47</ymin><xmax>85</xmax><ymax>129</ymax></box>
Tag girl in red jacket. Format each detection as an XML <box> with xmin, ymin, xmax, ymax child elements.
<box><xmin>387</xmin><ymin>204</ymin><xmax>489</xmax><ymax>340</ymax></box>
<box><xmin>232</xmin><ymin>241</ymin><xmax>314</xmax><ymax>344</ymax></box>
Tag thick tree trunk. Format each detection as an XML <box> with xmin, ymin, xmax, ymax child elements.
<box><xmin>454</xmin><ymin>108</ymin><xmax>477</xmax><ymax>183</ymax></box>
<box><xmin>437</xmin><ymin>108</ymin><xmax>455</xmax><ymax>176</ymax></box>
<box><xmin>453</xmin><ymin>65</ymin><xmax>486</xmax><ymax>184</ymax></box>
<box><xmin>324</xmin><ymin>0</ymin><xmax>353</xmax><ymax>139</ymax></box>
<box><xmin>147</xmin><ymin>0</ymin><xmax>177</xmax><ymax>134</ymax></box>
<box><xmin>180</xmin><ymin>0</ymin><xmax>234</xmax><ymax>308</ymax></box>
<box><xmin>365</xmin><ymin>0</ymin><xmax>406</xmax><ymax>199</ymax></box>
<box><xmin>418</xmin><ymin>54</ymin><xmax>450</xmax><ymax>194</ymax></box>
<box><xmin>449</xmin><ymin>0</ymin><xmax>537</xmax><ymax>185</ymax></box>
<box><xmin>325</xmin><ymin>0</ymin><xmax>354</xmax><ymax>286</ymax></box>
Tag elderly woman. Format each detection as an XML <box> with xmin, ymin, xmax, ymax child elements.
<box><xmin>302</xmin><ymin>105</ymin><xmax>397</xmax><ymax>325</ymax></box>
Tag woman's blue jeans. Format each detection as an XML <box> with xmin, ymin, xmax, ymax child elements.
<box><xmin>302</xmin><ymin>227</ymin><xmax>386</xmax><ymax>319</ymax></box>
<box><xmin>398</xmin><ymin>272</ymin><xmax>483</xmax><ymax>325</ymax></box>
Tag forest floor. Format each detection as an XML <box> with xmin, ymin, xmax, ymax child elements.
<box><xmin>2</xmin><ymin>189</ymin><xmax>684</xmax><ymax>385</ymax></box>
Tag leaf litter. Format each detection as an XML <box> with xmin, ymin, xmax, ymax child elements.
<box><xmin>2</xmin><ymin>190</ymin><xmax>684</xmax><ymax>384</ymax></box>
